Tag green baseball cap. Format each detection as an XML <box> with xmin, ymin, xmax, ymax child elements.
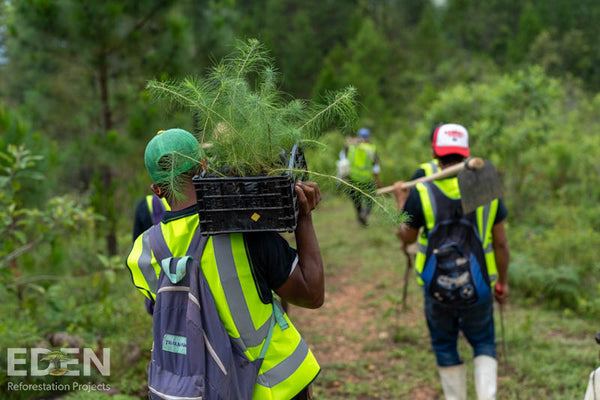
<box><xmin>144</xmin><ymin>128</ymin><xmax>201</xmax><ymax>184</ymax></box>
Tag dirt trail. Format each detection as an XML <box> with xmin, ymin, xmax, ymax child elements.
<box><xmin>289</xmin><ymin>258</ymin><xmax>439</xmax><ymax>399</ymax></box>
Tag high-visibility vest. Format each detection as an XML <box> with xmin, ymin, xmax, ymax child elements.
<box><xmin>413</xmin><ymin>177</ymin><xmax>498</xmax><ymax>287</ymax></box>
<box><xmin>347</xmin><ymin>142</ymin><xmax>377</xmax><ymax>182</ymax></box>
<box><xmin>127</xmin><ymin>213</ymin><xmax>320</xmax><ymax>400</ymax></box>
<box><xmin>418</xmin><ymin>159</ymin><xmax>439</xmax><ymax>176</ymax></box>
<box><xmin>145</xmin><ymin>194</ymin><xmax>171</xmax><ymax>225</ymax></box>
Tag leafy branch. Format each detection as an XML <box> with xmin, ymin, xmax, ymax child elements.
<box><xmin>0</xmin><ymin>145</ymin><xmax>101</xmax><ymax>271</ymax></box>
<box><xmin>299</xmin><ymin>87</ymin><xmax>358</xmax><ymax>134</ymax></box>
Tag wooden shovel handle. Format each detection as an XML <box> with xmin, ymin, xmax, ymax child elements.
<box><xmin>376</xmin><ymin>157</ymin><xmax>484</xmax><ymax>195</ymax></box>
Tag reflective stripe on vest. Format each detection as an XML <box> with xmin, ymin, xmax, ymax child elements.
<box><xmin>413</xmin><ymin>178</ymin><xmax>499</xmax><ymax>287</ymax></box>
<box><xmin>127</xmin><ymin>231</ymin><xmax>160</xmax><ymax>301</ymax></box>
<box><xmin>203</xmin><ymin>234</ymin><xmax>319</xmax><ymax>399</ymax></box>
<box><xmin>127</xmin><ymin>218</ymin><xmax>319</xmax><ymax>400</ymax></box>
<box><xmin>348</xmin><ymin>142</ymin><xmax>376</xmax><ymax>182</ymax></box>
<box><xmin>419</xmin><ymin>159</ymin><xmax>439</xmax><ymax>176</ymax></box>
<box><xmin>477</xmin><ymin>201</ymin><xmax>499</xmax><ymax>284</ymax></box>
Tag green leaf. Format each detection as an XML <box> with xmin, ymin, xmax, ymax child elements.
<box><xmin>13</xmin><ymin>230</ymin><xmax>27</xmax><ymax>245</ymax></box>
<box><xmin>97</xmin><ymin>254</ymin><xmax>109</xmax><ymax>267</ymax></box>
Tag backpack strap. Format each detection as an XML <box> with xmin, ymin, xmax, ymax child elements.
<box><xmin>258</xmin><ymin>300</ymin><xmax>290</xmax><ymax>360</ymax></box>
<box><xmin>147</xmin><ymin>224</ymin><xmax>172</xmax><ymax>259</ymax></box>
<box><xmin>151</xmin><ymin>194</ymin><xmax>165</xmax><ymax>225</ymax></box>
<box><xmin>148</xmin><ymin>225</ymin><xmax>207</xmax><ymax>284</ymax></box>
<box><xmin>187</xmin><ymin>228</ymin><xmax>208</xmax><ymax>261</ymax></box>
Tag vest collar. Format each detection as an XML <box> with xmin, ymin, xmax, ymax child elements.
<box><xmin>162</xmin><ymin>204</ymin><xmax>198</xmax><ymax>223</ymax></box>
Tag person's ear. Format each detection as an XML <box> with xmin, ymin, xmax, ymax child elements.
<box><xmin>150</xmin><ymin>183</ymin><xmax>163</xmax><ymax>198</ymax></box>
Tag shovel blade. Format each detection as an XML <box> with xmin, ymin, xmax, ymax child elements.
<box><xmin>458</xmin><ymin>160</ymin><xmax>503</xmax><ymax>214</ymax></box>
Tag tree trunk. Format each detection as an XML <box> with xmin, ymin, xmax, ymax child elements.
<box><xmin>98</xmin><ymin>54</ymin><xmax>118</xmax><ymax>256</ymax></box>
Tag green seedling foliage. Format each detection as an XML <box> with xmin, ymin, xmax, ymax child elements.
<box><xmin>147</xmin><ymin>39</ymin><xmax>357</xmax><ymax>175</ymax></box>
<box><xmin>147</xmin><ymin>38</ymin><xmax>404</xmax><ymax>224</ymax></box>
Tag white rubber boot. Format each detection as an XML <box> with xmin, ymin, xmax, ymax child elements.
<box><xmin>474</xmin><ymin>355</ymin><xmax>497</xmax><ymax>400</ymax></box>
<box><xmin>584</xmin><ymin>367</ymin><xmax>600</xmax><ymax>400</ymax></box>
<box><xmin>438</xmin><ymin>364</ymin><xmax>467</xmax><ymax>400</ymax></box>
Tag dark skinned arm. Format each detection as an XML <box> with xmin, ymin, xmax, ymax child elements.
<box><xmin>393</xmin><ymin>181</ymin><xmax>419</xmax><ymax>251</ymax></box>
<box><xmin>275</xmin><ymin>181</ymin><xmax>324</xmax><ymax>309</ymax></box>
<box><xmin>492</xmin><ymin>221</ymin><xmax>510</xmax><ymax>304</ymax></box>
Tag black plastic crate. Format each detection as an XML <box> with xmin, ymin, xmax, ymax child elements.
<box><xmin>193</xmin><ymin>145</ymin><xmax>306</xmax><ymax>235</ymax></box>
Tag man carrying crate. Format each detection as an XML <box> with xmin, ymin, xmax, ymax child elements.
<box><xmin>127</xmin><ymin>128</ymin><xmax>324</xmax><ymax>400</ymax></box>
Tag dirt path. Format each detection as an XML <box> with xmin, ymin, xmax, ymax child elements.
<box><xmin>289</xmin><ymin>256</ymin><xmax>439</xmax><ymax>399</ymax></box>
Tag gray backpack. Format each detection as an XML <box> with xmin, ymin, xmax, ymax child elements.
<box><xmin>147</xmin><ymin>226</ymin><xmax>277</xmax><ymax>399</ymax></box>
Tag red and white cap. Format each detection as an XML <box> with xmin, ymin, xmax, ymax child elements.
<box><xmin>432</xmin><ymin>123</ymin><xmax>469</xmax><ymax>157</ymax></box>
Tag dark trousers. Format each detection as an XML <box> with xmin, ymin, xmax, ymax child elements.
<box><xmin>424</xmin><ymin>295</ymin><xmax>497</xmax><ymax>367</ymax></box>
<box><xmin>347</xmin><ymin>178</ymin><xmax>376</xmax><ymax>217</ymax></box>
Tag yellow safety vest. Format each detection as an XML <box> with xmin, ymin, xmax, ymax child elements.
<box><xmin>145</xmin><ymin>194</ymin><xmax>170</xmax><ymax>215</ymax></box>
<box><xmin>347</xmin><ymin>142</ymin><xmax>377</xmax><ymax>182</ymax></box>
<box><xmin>418</xmin><ymin>159</ymin><xmax>439</xmax><ymax>176</ymax></box>
<box><xmin>127</xmin><ymin>212</ymin><xmax>320</xmax><ymax>400</ymax></box>
<box><xmin>413</xmin><ymin>178</ymin><xmax>499</xmax><ymax>287</ymax></box>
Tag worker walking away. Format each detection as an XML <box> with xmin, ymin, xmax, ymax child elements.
<box><xmin>132</xmin><ymin>194</ymin><xmax>170</xmax><ymax>241</ymax></box>
<box><xmin>127</xmin><ymin>128</ymin><xmax>323</xmax><ymax>400</ymax></box>
<box><xmin>393</xmin><ymin>123</ymin><xmax>510</xmax><ymax>400</ymax></box>
<box><xmin>339</xmin><ymin>127</ymin><xmax>381</xmax><ymax>226</ymax></box>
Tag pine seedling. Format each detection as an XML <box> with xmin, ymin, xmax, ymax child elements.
<box><xmin>146</xmin><ymin>38</ymin><xmax>405</xmax><ymax>225</ymax></box>
<box><xmin>147</xmin><ymin>39</ymin><xmax>357</xmax><ymax>176</ymax></box>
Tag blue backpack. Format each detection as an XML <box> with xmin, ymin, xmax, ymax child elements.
<box><xmin>419</xmin><ymin>182</ymin><xmax>492</xmax><ymax>306</ymax></box>
<box><xmin>146</xmin><ymin>225</ymin><xmax>278</xmax><ymax>400</ymax></box>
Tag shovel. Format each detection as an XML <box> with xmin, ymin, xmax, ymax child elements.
<box><xmin>377</xmin><ymin>157</ymin><xmax>503</xmax><ymax>214</ymax></box>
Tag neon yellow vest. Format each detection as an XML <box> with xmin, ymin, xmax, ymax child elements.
<box><xmin>347</xmin><ymin>142</ymin><xmax>376</xmax><ymax>182</ymax></box>
<box><xmin>418</xmin><ymin>159</ymin><xmax>439</xmax><ymax>176</ymax></box>
<box><xmin>145</xmin><ymin>194</ymin><xmax>171</xmax><ymax>214</ymax></box>
<box><xmin>413</xmin><ymin>178</ymin><xmax>499</xmax><ymax>287</ymax></box>
<box><xmin>127</xmin><ymin>214</ymin><xmax>319</xmax><ymax>399</ymax></box>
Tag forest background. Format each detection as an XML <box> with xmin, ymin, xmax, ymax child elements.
<box><xmin>1</xmin><ymin>0</ymin><xmax>600</xmax><ymax>399</ymax></box>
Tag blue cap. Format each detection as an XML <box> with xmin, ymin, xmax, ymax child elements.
<box><xmin>357</xmin><ymin>128</ymin><xmax>370</xmax><ymax>138</ymax></box>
